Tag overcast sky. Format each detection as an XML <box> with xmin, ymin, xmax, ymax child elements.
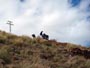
<box><xmin>0</xmin><ymin>0</ymin><xmax>90</xmax><ymax>46</ymax></box>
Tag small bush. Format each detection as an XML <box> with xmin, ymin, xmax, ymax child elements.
<box><xmin>84</xmin><ymin>60</ymin><xmax>90</xmax><ymax>68</ymax></box>
<box><xmin>0</xmin><ymin>35</ymin><xmax>7</xmax><ymax>44</ymax></box>
<box><xmin>0</xmin><ymin>45</ymin><xmax>11</xmax><ymax>64</ymax></box>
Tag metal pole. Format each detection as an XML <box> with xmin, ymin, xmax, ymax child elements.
<box><xmin>10</xmin><ymin>24</ymin><xmax>11</xmax><ymax>33</ymax></box>
<box><xmin>7</xmin><ymin>20</ymin><xmax>14</xmax><ymax>33</ymax></box>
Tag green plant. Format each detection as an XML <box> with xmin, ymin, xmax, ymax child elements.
<box><xmin>0</xmin><ymin>45</ymin><xmax>11</xmax><ymax>64</ymax></box>
<box><xmin>0</xmin><ymin>35</ymin><xmax>7</xmax><ymax>44</ymax></box>
<box><xmin>58</xmin><ymin>67</ymin><xmax>63</xmax><ymax>68</ymax></box>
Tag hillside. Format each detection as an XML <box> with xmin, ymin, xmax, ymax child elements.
<box><xmin>0</xmin><ymin>30</ymin><xmax>90</xmax><ymax>68</ymax></box>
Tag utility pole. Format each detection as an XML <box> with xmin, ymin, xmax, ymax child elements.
<box><xmin>7</xmin><ymin>20</ymin><xmax>14</xmax><ymax>33</ymax></box>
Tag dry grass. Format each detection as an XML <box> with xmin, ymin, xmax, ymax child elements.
<box><xmin>0</xmin><ymin>30</ymin><xmax>90</xmax><ymax>68</ymax></box>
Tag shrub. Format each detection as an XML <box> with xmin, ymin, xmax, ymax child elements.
<box><xmin>84</xmin><ymin>60</ymin><xmax>90</xmax><ymax>68</ymax></box>
<box><xmin>0</xmin><ymin>45</ymin><xmax>11</xmax><ymax>64</ymax></box>
<box><xmin>0</xmin><ymin>35</ymin><xmax>7</xmax><ymax>44</ymax></box>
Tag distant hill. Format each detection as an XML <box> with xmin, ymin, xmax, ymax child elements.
<box><xmin>0</xmin><ymin>30</ymin><xmax>90</xmax><ymax>68</ymax></box>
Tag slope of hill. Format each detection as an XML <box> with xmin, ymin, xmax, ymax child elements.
<box><xmin>0</xmin><ymin>30</ymin><xmax>90</xmax><ymax>68</ymax></box>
